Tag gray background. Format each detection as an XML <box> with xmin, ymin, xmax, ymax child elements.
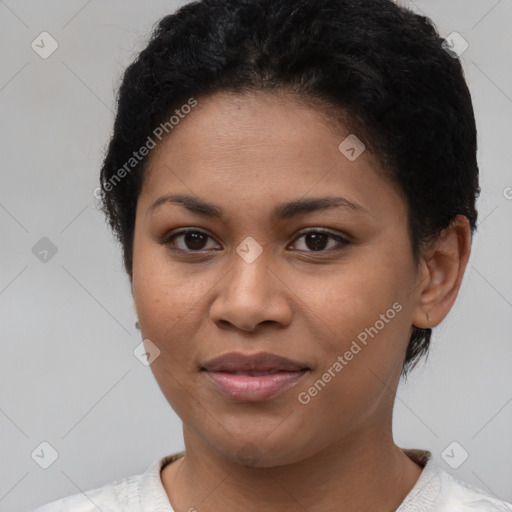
<box><xmin>0</xmin><ymin>1</ymin><xmax>511</xmax><ymax>511</ymax></box>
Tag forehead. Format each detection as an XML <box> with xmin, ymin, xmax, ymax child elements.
<box><xmin>139</xmin><ymin>90</ymin><xmax>406</xmax><ymax>222</ymax></box>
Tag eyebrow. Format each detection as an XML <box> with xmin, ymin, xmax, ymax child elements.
<box><xmin>148</xmin><ymin>193</ymin><xmax>369</xmax><ymax>220</ymax></box>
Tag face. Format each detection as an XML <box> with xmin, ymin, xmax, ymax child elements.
<box><xmin>132</xmin><ymin>90</ymin><xmax>424</xmax><ymax>467</ymax></box>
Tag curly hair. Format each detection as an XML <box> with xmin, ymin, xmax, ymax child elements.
<box><xmin>99</xmin><ymin>0</ymin><xmax>480</xmax><ymax>377</ymax></box>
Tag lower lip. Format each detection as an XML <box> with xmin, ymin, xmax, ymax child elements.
<box><xmin>203</xmin><ymin>370</ymin><xmax>308</xmax><ymax>402</ymax></box>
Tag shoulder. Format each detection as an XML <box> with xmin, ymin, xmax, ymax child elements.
<box><xmin>399</xmin><ymin>448</ymin><xmax>512</xmax><ymax>512</ymax></box>
<box><xmin>436</xmin><ymin>466</ymin><xmax>511</xmax><ymax>511</ymax></box>
<box><xmin>30</xmin><ymin>452</ymin><xmax>183</xmax><ymax>512</ymax></box>
<box><xmin>31</xmin><ymin>472</ymin><xmax>142</xmax><ymax>512</ymax></box>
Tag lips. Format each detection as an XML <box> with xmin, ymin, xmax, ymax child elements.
<box><xmin>201</xmin><ymin>352</ymin><xmax>308</xmax><ymax>373</ymax></box>
<box><xmin>201</xmin><ymin>352</ymin><xmax>310</xmax><ymax>402</ymax></box>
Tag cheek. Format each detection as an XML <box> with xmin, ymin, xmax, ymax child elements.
<box><xmin>294</xmin><ymin>277</ymin><xmax>408</xmax><ymax>440</ymax></box>
<box><xmin>310</xmin><ymin>254</ymin><xmax>409</xmax><ymax>338</ymax></box>
<box><xmin>295</xmin><ymin>250</ymin><xmax>413</xmax><ymax>399</ymax></box>
<box><xmin>133</xmin><ymin>231</ymin><xmax>200</xmax><ymax>311</ymax></box>
<box><xmin>132</xmin><ymin>245</ymin><xmax>234</xmax><ymax>386</ymax></box>
<box><xmin>131</xmin><ymin>249</ymin><xmax>209</xmax><ymax>411</ymax></box>
<box><xmin>132</xmin><ymin>244</ymin><xmax>193</xmax><ymax>346</ymax></box>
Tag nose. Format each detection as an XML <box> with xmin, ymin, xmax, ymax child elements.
<box><xmin>209</xmin><ymin>248</ymin><xmax>293</xmax><ymax>333</ymax></box>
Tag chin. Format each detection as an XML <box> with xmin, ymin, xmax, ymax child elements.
<box><xmin>203</xmin><ymin>427</ymin><xmax>315</xmax><ymax>468</ymax></box>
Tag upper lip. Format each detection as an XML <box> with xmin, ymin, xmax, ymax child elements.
<box><xmin>201</xmin><ymin>352</ymin><xmax>309</xmax><ymax>372</ymax></box>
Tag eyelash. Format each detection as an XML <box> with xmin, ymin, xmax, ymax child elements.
<box><xmin>162</xmin><ymin>228</ymin><xmax>351</xmax><ymax>255</ymax></box>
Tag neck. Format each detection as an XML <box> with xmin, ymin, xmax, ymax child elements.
<box><xmin>162</xmin><ymin>427</ymin><xmax>424</xmax><ymax>512</ymax></box>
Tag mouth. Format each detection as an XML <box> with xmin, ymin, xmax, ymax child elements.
<box><xmin>200</xmin><ymin>352</ymin><xmax>310</xmax><ymax>402</ymax></box>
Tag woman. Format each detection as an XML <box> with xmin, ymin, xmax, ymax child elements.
<box><xmin>33</xmin><ymin>0</ymin><xmax>511</xmax><ymax>510</ymax></box>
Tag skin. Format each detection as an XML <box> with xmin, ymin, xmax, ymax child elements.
<box><xmin>131</xmin><ymin>90</ymin><xmax>471</xmax><ymax>511</ymax></box>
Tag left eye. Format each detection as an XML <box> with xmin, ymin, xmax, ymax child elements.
<box><xmin>290</xmin><ymin>229</ymin><xmax>350</xmax><ymax>252</ymax></box>
<box><xmin>163</xmin><ymin>229</ymin><xmax>350</xmax><ymax>253</ymax></box>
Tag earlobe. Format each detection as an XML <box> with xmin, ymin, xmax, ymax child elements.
<box><xmin>411</xmin><ymin>215</ymin><xmax>472</xmax><ymax>329</ymax></box>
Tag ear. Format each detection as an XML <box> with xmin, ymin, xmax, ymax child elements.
<box><xmin>411</xmin><ymin>215</ymin><xmax>472</xmax><ymax>329</ymax></box>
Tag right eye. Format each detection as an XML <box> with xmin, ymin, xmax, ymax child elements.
<box><xmin>163</xmin><ymin>229</ymin><xmax>221</xmax><ymax>252</ymax></box>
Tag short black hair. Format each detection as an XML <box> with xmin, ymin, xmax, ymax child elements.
<box><xmin>99</xmin><ymin>0</ymin><xmax>480</xmax><ymax>377</ymax></box>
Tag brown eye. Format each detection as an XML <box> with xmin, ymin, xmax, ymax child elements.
<box><xmin>290</xmin><ymin>230</ymin><xmax>350</xmax><ymax>253</ymax></box>
<box><xmin>162</xmin><ymin>228</ymin><xmax>350</xmax><ymax>255</ymax></box>
<box><xmin>164</xmin><ymin>229</ymin><xmax>219</xmax><ymax>252</ymax></box>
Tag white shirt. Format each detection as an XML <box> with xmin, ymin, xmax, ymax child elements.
<box><xmin>31</xmin><ymin>449</ymin><xmax>511</xmax><ymax>511</ymax></box>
